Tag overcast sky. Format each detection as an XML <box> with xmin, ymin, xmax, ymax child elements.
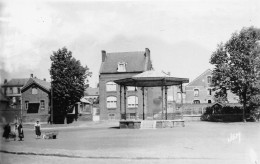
<box><xmin>0</xmin><ymin>0</ymin><xmax>259</xmax><ymax>87</ymax></box>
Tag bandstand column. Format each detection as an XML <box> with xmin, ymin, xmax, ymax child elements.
<box><xmin>165</xmin><ymin>86</ymin><xmax>168</xmax><ymax>120</ymax></box>
<box><xmin>142</xmin><ymin>87</ymin><xmax>145</xmax><ymax>120</ymax></box>
<box><xmin>161</xmin><ymin>86</ymin><xmax>164</xmax><ymax>119</ymax></box>
<box><xmin>124</xmin><ymin>85</ymin><xmax>127</xmax><ymax>120</ymax></box>
<box><xmin>119</xmin><ymin>85</ymin><xmax>122</xmax><ymax>120</ymax></box>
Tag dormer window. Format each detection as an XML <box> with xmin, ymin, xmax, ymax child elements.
<box><xmin>117</xmin><ymin>62</ymin><xmax>126</xmax><ymax>72</ymax></box>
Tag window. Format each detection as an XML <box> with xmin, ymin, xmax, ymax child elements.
<box><xmin>32</xmin><ymin>87</ymin><xmax>38</xmax><ymax>94</ymax></box>
<box><xmin>207</xmin><ymin>76</ymin><xmax>212</xmax><ymax>84</ymax></box>
<box><xmin>193</xmin><ymin>100</ymin><xmax>200</xmax><ymax>104</ymax></box>
<box><xmin>40</xmin><ymin>100</ymin><xmax>45</xmax><ymax>109</ymax></box>
<box><xmin>25</xmin><ymin>101</ymin><xmax>29</xmax><ymax>110</ymax></box>
<box><xmin>108</xmin><ymin>113</ymin><xmax>116</xmax><ymax>120</ymax></box>
<box><xmin>18</xmin><ymin>87</ymin><xmax>21</xmax><ymax>94</ymax></box>
<box><xmin>208</xmin><ymin>100</ymin><xmax>212</xmax><ymax>103</ymax></box>
<box><xmin>127</xmin><ymin>96</ymin><xmax>138</xmax><ymax>108</ymax></box>
<box><xmin>127</xmin><ymin>86</ymin><xmax>137</xmax><ymax>91</ymax></box>
<box><xmin>9</xmin><ymin>87</ymin><xmax>13</xmax><ymax>94</ymax></box>
<box><xmin>107</xmin><ymin>96</ymin><xmax>117</xmax><ymax>108</ymax></box>
<box><xmin>177</xmin><ymin>92</ymin><xmax>182</xmax><ymax>99</ymax></box>
<box><xmin>117</xmin><ymin>62</ymin><xmax>126</xmax><ymax>72</ymax></box>
<box><xmin>207</xmin><ymin>89</ymin><xmax>212</xmax><ymax>95</ymax></box>
<box><xmin>194</xmin><ymin>89</ymin><xmax>199</xmax><ymax>97</ymax></box>
<box><xmin>12</xmin><ymin>87</ymin><xmax>17</xmax><ymax>94</ymax></box>
<box><xmin>106</xmin><ymin>82</ymin><xmax>117</xmax><ymax>91</ymax></box>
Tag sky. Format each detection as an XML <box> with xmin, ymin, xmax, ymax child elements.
<box><xmin>0</xmin><ymin>0</ymin><xmax>260</xmax><ymax>87</ymax></box>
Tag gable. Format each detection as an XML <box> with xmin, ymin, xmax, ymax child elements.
<box><xmin>187</xmin><ymin>69</ymin><xmax>212</xmax><ymax>87</ymax></box>
<box><xmin>100</xmin><ymin>51</ymin><xmax>146</xmax><ymax>74</ymax></box>
<box><xmin>21</xmin><ymin>78</ymin><xmax>50</xmax><ymax>93</ymax></box>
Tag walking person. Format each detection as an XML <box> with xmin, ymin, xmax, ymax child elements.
<box><xmin>2</xmin><ymin>123</ymin><xmax>11</xmax><ymax>141</ymax></box>
<box><xmin>34</xmin><ymin>121</ymin><xmax>41</xmax><ymax>139</ymax></box>
<box><xmin>17</xmin><ymin>122</ymin><xmax>24</xmax><ymax>141</ymax></box>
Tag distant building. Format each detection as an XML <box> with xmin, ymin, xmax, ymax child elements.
<box><xmin>84</xmin><ymin>87</ymin><xmax>99</xmax><ymax>104</ymax></box>
<box><xmin>185</xmin><ymin>69</ymin><xmax>239</xmax><ymax>104</ymax></box>
<box><xmin>21</xmin><ymin>77</ymin><xmax>51</xmax><ymax>122</ymax></box>
<box><xmin>1</xmin><ymin>77</ymin><xmax>29</xmax><ymax>109</ymax></box>
<box><xmin>99</xmin><ymin>48</ymin><xmax>153</xmax><ymax>120</ymax></box>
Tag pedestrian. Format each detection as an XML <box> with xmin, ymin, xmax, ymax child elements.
<box><xmin>2</xmin><ymin>123</ymin><xmax>11</xmax><ymax>141</ymax></box>
<box><xmin>17</xmin><ymin>122</ymin><xmax>24</xmax><ymax>141</ymax></box>
<box><xmin>34</xmin><ymin>121</ymin><xmax>41</xmax><ymax>138</ymax></box>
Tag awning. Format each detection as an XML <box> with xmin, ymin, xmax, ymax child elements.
<box><xmin>80</xmin><ymin>98</ymin><xmax>92</xmax><ymax>104</ymax></box>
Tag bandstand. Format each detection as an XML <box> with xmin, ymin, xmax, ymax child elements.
<box><xmin>114</xmin><ymin>70</ymin><xmax>189</xmax><ymax>129</ymax></box>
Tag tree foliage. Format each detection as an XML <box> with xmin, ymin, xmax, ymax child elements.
<box><xmin>210</xmin><ymin>27</ymin><xmax>260</xmax><ymax>120</ymax></box>
<box><xmin>50</xmin><ymin>47</ymin><xmax>91</xmax><ymax>123</ymax></box>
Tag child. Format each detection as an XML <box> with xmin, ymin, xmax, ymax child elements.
<box><xmin>34</xmin><ymin>121</ymin><xmax>41</xmax><ymax>139</ymax></box>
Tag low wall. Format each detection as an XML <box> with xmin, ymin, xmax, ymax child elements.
<box><xmin>119</xmin><ymin>120</ymin><xmax>141</xmax><ymax>129</ymax></box>
<box><xmin>23</xmin><ymin>114</ymin><xmax>50</xmax><ymax>123</ymax></box>
<box><xmin>183</xmin><ymin>115</ymin><xmax>201</xmax><ymax>121</ymax></box>
<box><xmin>77</xmin><ymin>113</ymin><xmax>93</xmax><ymax>121</ymax></box>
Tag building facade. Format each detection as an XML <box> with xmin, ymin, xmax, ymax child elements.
<box><xmin>99</xmin><ymin>48</ymin><xmax>153</xmax><ymax>120</ymax></box>
<box><xmin>185</xmin><ymin>69</ymin><xmax>239</xmax><ymax>104</ymax></box>
<box><xmin>1</xmin><ymin>78</ymin><xmax>29</xmax><ymax>109</ymax></box>
<box><xmin>21</xmin><ymin>77</ymin><xmax>51</xmax><ymax>122</ymax></box>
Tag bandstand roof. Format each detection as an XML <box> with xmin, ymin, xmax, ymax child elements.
<box><xmin>114</xmin><ymin>70</ymin><xmax>189</xmax><ymax>87</ymax></box>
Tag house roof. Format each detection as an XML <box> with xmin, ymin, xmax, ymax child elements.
<box><xmin>21</xmin><ymin>78</ymin><xmax>51</xmax><ymax>93</ymax></box>
<box><xmin>2</xmin><ymin>78</ymin><xmax>29</xmax><ymax>87</ymax></box>
<box><xmin>84</xmin><ymin>87</ymin><xmax>99</xmax><ymax>96</ymax></box>
<box><xmin>0</xmin><ymin>91</ymin><xmax>9</xmax><ymax>102</ymax></box>
<box><xmin>100</xmin><ymin>51</ymin><xmax>147</xmax><ymax>74</ymax></box>
<box><xmin>186</xmin><ymin>69</ymin><xmax>212</xmax><ymax>87</ymax></box>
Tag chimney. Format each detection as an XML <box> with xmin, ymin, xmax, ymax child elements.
<box><xmin>145</xmin><ymin>48</ymin><xmax>150</xmax><ymax>58</ymax></box>
<box><xmin>4</xmin><ymin>79</ymin><xmax>7</xmax><ymax>84</ymax></box>
<box><xmin>101</xmin><ymin>50</ymin><xmax>106</xmax><ymax>62</ymax></box>
<box><xmin>30</xmin><ymin>74</ymin><xmax>33</xmax><ymax>78</ymax></box>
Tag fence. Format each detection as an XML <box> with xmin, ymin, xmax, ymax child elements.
<box><xmin>121</xmin><ymin>113</ymin><xmax>184</xmax><ymax>120</ymax></box>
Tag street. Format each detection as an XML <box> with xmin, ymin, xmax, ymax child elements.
<box><xmin>1</xmin><ymin>121</ymin><xmax>260</xmax><ymax>164</ymax></box>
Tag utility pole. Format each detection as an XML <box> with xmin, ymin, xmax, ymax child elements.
<box><xmin>51</xmin><ymin>79</ymin><xmax>53</xmax><ymax>124</ymax></box>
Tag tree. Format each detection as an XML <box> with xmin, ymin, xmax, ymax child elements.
<box><xmin>210</xmin><ymin>27</ymin><xmax>260</xmax><ymax>122</ymax></box>
<box><xmin>50</xmin><ymin>47</ymin><xmax>91</xmax><ymax>123</ymax></box>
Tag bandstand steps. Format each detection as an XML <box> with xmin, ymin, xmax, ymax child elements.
<box><xmin>140</xmin><ymin>121</ymin><xmax>156</xmax><ymax>129</ymax></box>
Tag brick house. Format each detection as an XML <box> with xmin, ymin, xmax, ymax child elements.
<box><xmin>185</xmin><ymin>69</ymin><xmax>239</xmax><ymax>104</ymax></box>
<box><xmin>1</xmin><ymin>78</ymin><xmax>29</xmax><ymax>109</ymax></box>
<box><xmin>21</xmin><ymin>77</ymin><xmax>51</xmax><ymax>123</ymax></box>
<box><xmin>99</xmin><ymin>48</ymin><xmax>154</xmax><ymax>120</ymax></box>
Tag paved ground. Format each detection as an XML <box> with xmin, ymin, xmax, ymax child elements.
<box><xmin>0</xmin><ymin>121</ymin><xmax>260</xmax><ymax>164</ymax></box>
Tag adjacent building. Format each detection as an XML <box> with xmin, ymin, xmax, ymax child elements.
<box><xmin>1</xmin><ymin>78</ymin><xmax>29</xmax><ymax>109</ymax></box>
<box><xmin>21</xmin><ymin>77</ymin><xmax>51</xmax><ymax>122</ymax></box>
<box><xmin>99</xmin><ymin>48</ymin><xmax>153</xmax><ymax>120</ymax></box>
<box><xmin>185</xmin><ymin>69</ymin><xmax>239</xmax><ymax>104</ymax></box>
